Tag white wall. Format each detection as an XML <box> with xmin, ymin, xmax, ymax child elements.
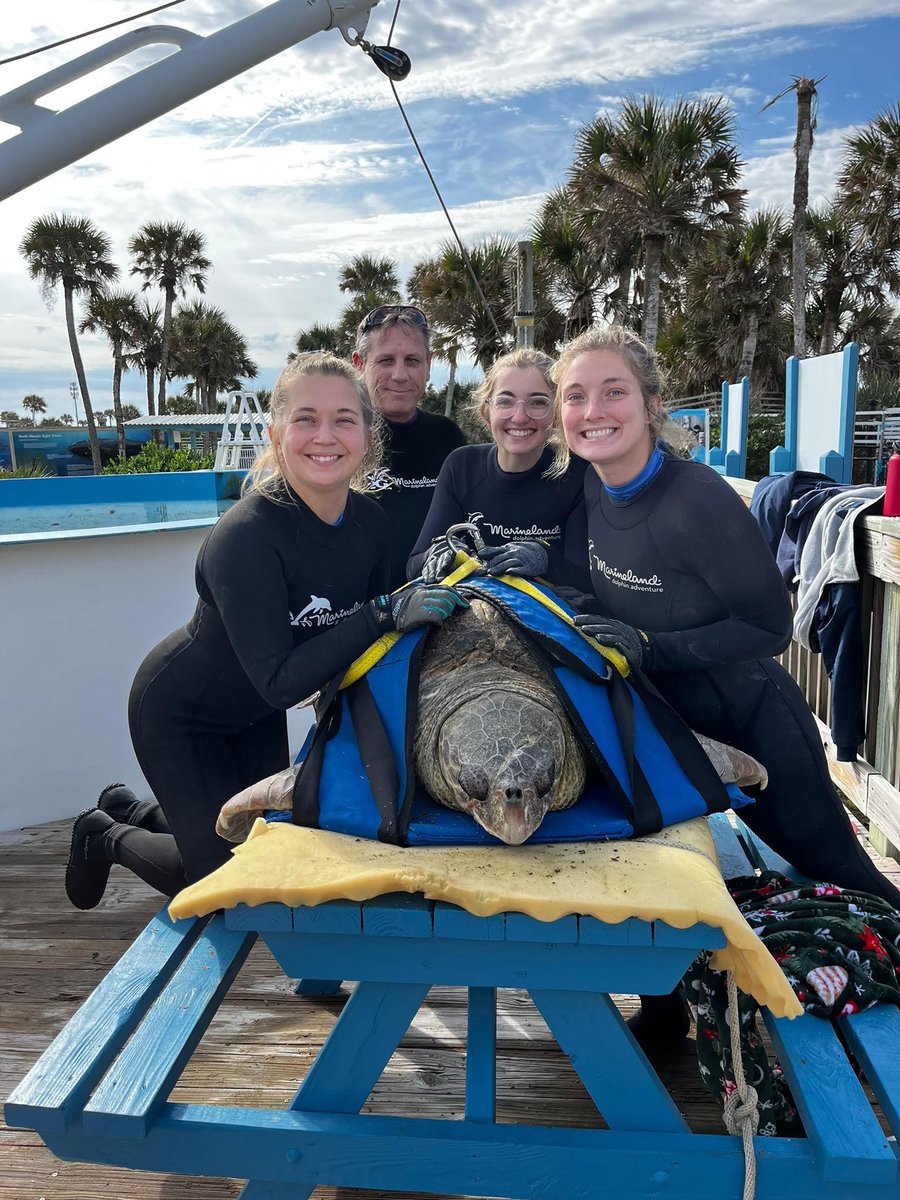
<box><xmin>0</xmin><ymin>526</ymin><xmax>313</xmax><ymax>833</ymax></box>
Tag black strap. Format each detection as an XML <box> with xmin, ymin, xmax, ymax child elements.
<box><xmin>347</xmin><ymin>677</ymin><xmax>402</xmax><ymax>844</ymax></box>
<box><xmin>627</xmin><ymin>670</ymin><xmax>731</xmax><ymax>815</ymax></box>
<box><xmin>607</xmin><ymin>669</ymin><xmax>664</xmax><ymax>836</ymax></box>
<box><xmin>291</xmin><ymin>674</ymin><xmax>342</xmax><ymax>828</ymax></box>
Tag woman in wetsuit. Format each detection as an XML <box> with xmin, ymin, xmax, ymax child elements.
<box><xmin>65</xmin><ymin>353</ymin><xmax>466</xmax><ymax>908</ymax></box>
<box><xmin>553</xmin><ymin>324</ymin><xmax>900</xmax><ymax>1044</ymax></box>
<box><xmin>406</xmin><ymin>348</ymin><xmax>587</xmax><ymax>585</ymax></box>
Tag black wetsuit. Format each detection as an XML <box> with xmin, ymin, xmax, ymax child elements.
<box><xmin>564</xmin><ymin>455</ymin><xmax>899</xmax><ymax>905</ymax></box>
<box><xmin>406</xmin><ymin>444</ymin><xmax>588</xmax><ymax>582</ymax></box>
<box><xmin>125</xmin><ymin>485</ymin><xmax>391</xmax><ymax>887</ymax></box>
<box><xmin>368</xmin><ymin>408</ymin><xmax>466</xmax><ymax>590</ymax></box>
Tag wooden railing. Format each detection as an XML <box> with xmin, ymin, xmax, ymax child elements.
<box><xmin>729</xmin><ymin>479</ymin><xmax>900</xmax><ymax>860</ymax></box>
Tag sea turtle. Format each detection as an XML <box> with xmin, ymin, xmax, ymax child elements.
<box><xmin>216</xmin><ymin>590</ymin><xmax>767</xmax><ymax>846</ymax></box>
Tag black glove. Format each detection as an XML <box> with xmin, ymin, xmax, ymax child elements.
<box><xmin>371</xmin><ymin>585</ymin><xmax>469</xmax><ymax>632</ymax></box>
<box><xmin>420</xmin><ymin>538</ymin><xmax>457</xmax><ymax>584</ymax></box>
<box><xmin>573</xmin><ymin>614</ymin><xmax>649</xmax><ymax>672</ymax></box>
<box><xmin>477</xmin><ymin>540</ymin><xmax>549</xmax><ymax>578</ymax></box>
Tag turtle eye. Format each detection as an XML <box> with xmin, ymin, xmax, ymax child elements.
<box><xmin>458</xmin><ymin>765</ymin><xmax>489</xmax><ymax>801</ymax></box>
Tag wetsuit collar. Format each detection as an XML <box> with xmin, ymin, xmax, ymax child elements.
<box><xmin>601</xmin><ymin>442</ymin><xmax>666</xmax><ymax>506</ymax></box>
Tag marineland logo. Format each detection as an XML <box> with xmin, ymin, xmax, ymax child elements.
<box><xmin>366</xmin><ymin>468</ymin><xmax>395</xmax><ymax>492</ymax></box>
<box><xmin>290</xmin><ymin>595</ymin><xmax>362</xmax><ymax>628</ymax></box>
<box><xmin>468</xmin><ymin>511</ymin><xmax>561</xmax><ymax>541</ymax></box>
<box><xmin>589</xmin><ymin>541</ymin><xmax>663</xmax><ymax>592</ymax></box>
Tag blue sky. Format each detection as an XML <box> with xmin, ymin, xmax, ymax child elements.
<box><xmin>1</xmin><ymin>0</ymin><xmax>899</xmax><ymax>421</ymax></box>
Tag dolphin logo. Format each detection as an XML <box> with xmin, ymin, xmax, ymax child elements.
<box><xmin>366</xmin><ymin>468</ymin><xmax>395</xmax><ymax>492</ymax></box>
<box><xmin>290</xmin><ymin>595</ymin><xmax>332</xmax><ymax>625</ymax></box>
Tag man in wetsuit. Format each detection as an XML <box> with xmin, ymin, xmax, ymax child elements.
<box><xmin>353</xmin><ymin>306</ymin><xmax>467</xmax><ymax>590</ymax></box>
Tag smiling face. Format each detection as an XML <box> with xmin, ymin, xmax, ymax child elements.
<box><xmin>354</xmin><ymin>325</ymin><xmax>431</xmax><ymax>424</ymax></box>
<box><xmin>559</xmin><ymin>349</ymin><xmax>659</xmax><ymax>486</ymax></box>
<box><xmin>272</xmin><ymin>374</ymin><xmax>369</xmax><ymax>507</ymax></box>
<box><xmin>484</xmin><ymin>366</ymin><xmax>555</xmax><ymax>472</ymax></box>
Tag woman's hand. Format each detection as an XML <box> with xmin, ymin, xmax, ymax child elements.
<box><xmin>420</xmin><ymin>538</ymin><xmax>457</xmax><ymax>584</ymax></box>
<box><xmin>573</xmin><ymin>614</ymin><xmax>649</xmax><ymax>671</ymax></box>
<box><xmin>477</xmin><ymin>540</ymin><xmax>549</xmax><ymax>578</ymax></box>
<box><xmin>371</xmin><ymin>585</ymin><xmax>469</xmax><ymax>632</ymax></box>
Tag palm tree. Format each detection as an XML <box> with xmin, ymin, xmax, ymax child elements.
<box><xmin>761</xmin><ymin>76</ymin><xmax>824</xmax><ymax>359</ymax></box>
<box><xmin>290</xmin><ymin>322</ymin><xmax>346</xmax><ymax>358</ymax></box>
<box><xmin>128</xmin><ymin>221</ymin><xmax>211</xmax><ymax>418</ymax></box>
<box><xmin>569</xmin><ymin>95</ymin><xmax>744</xmax><ymax>349</ymax></box>
<box><xmin>532</xmin><ymin>188</ymin><xmax>600</xmax><ymax>339</ymax></box>
<box><xmin>169</xmin><ymin>302</ymin><xmax>257</xmax><ymax>413</ymax></box>
<box><xmin>22</xmin><ymin>394</ymin><xmax>47</xmax><ymax>425</ymax></box>
<box><xmin>687</xmin><ymin>208</ymin><xmax>791</xmax><ymax>380</ymax></box>
<box><xmin>19</xmin><ymin>214</ymin><xmax>118</xmax><ymax>472</ymax></box>
<box><xmin>837</xmin><ymin>102</ymin><xmax>900</xmax><ymax>273</ymax></box>
<box><xmin>409</xmin><ymin>235</ymin><xmax>513</xmax><ymax>371</ymax></box>
<box><xmin>57</xmin><ymin>413</ymin><xmax>74</xmax><ymax>426</ymax></box>
<box><xmin>125</xmin><ymin>300</ymin><xmax>164</xmax><ymax>420</ymax></box>
<box><xmin>339</xmin><ymin>254</ymin><xmax>401</xmax><ymax>301</ymax></box>
<box><xmin>80</xmin><ymin>289</ymin><xmax>141</xmax><ymax>459</ymax></box>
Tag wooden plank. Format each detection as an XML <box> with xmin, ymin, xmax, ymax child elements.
<box><xmin>4</xmin><ymin>908</ymin><xmax>208</xmax><ymax>1133</ymax></box>
<box><xmin>465</xmin><ymin>987</ymin><xmax>496</xmax><ymax>1122</ymax></box>
<box><xmin>867</xmin><ymin>774</ymin><xmax>900</xmax><ymax>860</ymax></box>
<box><xmin>812</xmin><ymin>713</ymin><xmax>877</xmax><ymax>817</ymax></box>
<box><xmin>841</xmin><ymin>1006</ymin><xmax>900</xmax><ymax>1136</ymax></box>
<box><xmin>530</xmin><ymin>989</ymin><xmax>688</xmax><ymax>1133</ymax></box>
<box><xmin>577</xmin><ymin>916</ymin><xmax>653</xmax><ymax>947</ymax></box>
<box><xmin>82</xmin><ymin>920</ymin><xmax>256</xmax><ymax>1137</ymax></box>
<box><xmin>223</xmin><ymin>903</ymin><xmax>291</xmax><ymax>932</ymax></box>
<box><xmin>763</xmin><ymin>1010</ymin><xmax>896</xmax><ymax>1183</ymax></box>
<box><xmin>736</xmin><ymin>824</ymin><xmax>807</xmax><ymax>882</ymax></box>
<box><xmin>652</xmin><ymin>922</ymin><xmax>725</xmax><ymax>950</ymax></box>
<box><xmin>290</xmin><ymin>980</ymin><xmax>430</xmax><ymax>1113</ymax></box>
<box><xmin>860</xmin><ymin>517</ymin><xmax>900</xmax><ymax>586</ymax></box>
<box><xmin>433</xmin><ymin>902</ymin><xmax>506</xmax><ymax>940</ymax></box>
<box><xmin>291</xmin><ymin>899</ymin><xmax>360</xmax><ymax>935</ymax></box>
<box><xmin>875</xmin><ymin>582</ymin><xmax>900</xmax><ymax>788</ymax></box>
<box><xmin>361</xmin><ymin>894</ymin><xmax>434</xmax><ymax>938</ymax></box>
<box><xmin>505</xmin><ymin>912</ymin><xmax>579</xmax><ymax>944</ymax></box>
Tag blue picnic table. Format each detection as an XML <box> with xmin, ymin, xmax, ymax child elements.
<box><xmin>6</xmin><ymin>814</ymin><xmax>900</xmax><ymax>1199</ymax></box>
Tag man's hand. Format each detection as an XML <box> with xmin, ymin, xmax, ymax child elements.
<box><xmin>573</xmin><ymin>614</ymin><xmax>649</xmax><ymax>671</ymax></box>
<box><xmin>477</xmin><ymin>540</ymin><xmax>549</xmax><ymax>578</ymax></box>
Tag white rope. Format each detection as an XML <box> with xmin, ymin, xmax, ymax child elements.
<box><xmin>722</xmin><ymin>972</ymin><xmax>759</xmax><ymax>1200</ymax></box>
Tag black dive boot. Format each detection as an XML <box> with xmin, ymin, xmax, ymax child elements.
<box><xmin>65</xmin><ymin>809</ymin><xmax>116</xmax><ymax>909</ymax></box>
<box><xmin>97</xmin><ymin>783</ymin><xmax>169</xmax><ymax>832</ymax></box>
<box><xmin>627</xmin><ymin>990</ymin><xmax>691</xmax><ymax>1056</ymax></box>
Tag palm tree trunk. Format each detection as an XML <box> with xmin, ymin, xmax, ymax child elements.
<box><xmin>157</xmin><ymin>285</ymin><xmax>174</xmax><ymax>417</ymax></box>
<box><xmin>819</xmin><ymin>286</ymin><xmax>843</xmax><ymax>355</ymax></box>
<box><xmin>792</xmin><ymin>80</ymin><xmax>816</xmax><ymax>360</ymax></box>
<box><xmin>112</xmin><ymin>348</ymin><xmax>126</xmax><ymax>460</ymax></box>
<box><xmin>737</xmin><ymin>308</ymin><xmax>760</xmax><ymax>380</ymax></box>
<box><xmin>443</xmin><ymin>354</ymin><xmax>458</xmax><ymax>418</ymax></box>
<box><xmin>64</xmin><ymin>284</ymin><xmax>102</xmax><ymax>474</ymax></box>
<box><xmin>146</xmin><ymin>364</ymin><xmax>156</xmax><ymax>418</ymax></box>
<box><xmin>642</xmin><ymin>235</ymin><xmax>665</xmax><ymax>348</ymax></box>
<box><xmin>613</xmin><ymin>264</ymin><xmax>631</xmax><ymax>323</ymax></box>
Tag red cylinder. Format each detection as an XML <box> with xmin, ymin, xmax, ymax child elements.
<box><xmin>885</xmin><ymin>442</ymin><xmax>900</xmax><ymax>518</ymax></box>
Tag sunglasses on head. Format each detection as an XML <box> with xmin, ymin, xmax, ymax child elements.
<box><xmin>361</xmin><ymin>304</ymin><xmax>429</xmax><ymax>331</ymax></box>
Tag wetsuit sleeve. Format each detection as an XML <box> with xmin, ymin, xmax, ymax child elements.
<box><xmin>645</xmin><ymin>480</ymin><xmax>793</xmax><ymax>672</ymax></box>
<box><xmin>546</xmin><ymin>497</ymin><xmax>592</xmax><ymax>591</ymax></box>
<box><xmin>406</xmin><ymin>455</ymin><xmax>467</xmax><ymax>579</ymax></box>
<box><xmin>201</xmin><ymin>525</ymin><xmax>385</xmax><ymax>710</ymax></box>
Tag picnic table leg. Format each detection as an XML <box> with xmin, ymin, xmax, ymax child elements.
<box><xmin>292</xmin><ymin>978</ymin><xmax>343</xmax><ymax>996</ymax></box>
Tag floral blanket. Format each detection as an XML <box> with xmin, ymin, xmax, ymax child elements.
<box><xmin>682</xmin><ymin>871</ymin><xmax>900</xmax><ymax>1136</ymax></box>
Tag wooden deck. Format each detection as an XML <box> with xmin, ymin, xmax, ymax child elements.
<box><xmin>3</xmin><ymin>818</ymin><xmax>899</xmax><ymax>1200</ymax></box>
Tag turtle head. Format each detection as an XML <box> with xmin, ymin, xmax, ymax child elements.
<box><xmin>437</xmin><ymin>691</ymin><xmax>565</xmax><ymax>845</ymax></box>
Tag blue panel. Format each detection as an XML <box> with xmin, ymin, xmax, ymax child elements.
<box><xmin>770</xmin><ymin>356</ymin><xmax>799</xmax><ymax>475</ymax></box>
<box><xmin>291</xmin><ymin>900</ymin><xmax>361</xmax><ymax>935</ymax></box>
<box><xmin>652</xmin><ymin>922</ymin><xmax>725</xmax><ymax>949</ymax></box>
<box><xmin>361</xmin><ymin>893</ymin><xmax>434</xmax><ymax>937</ymax></box>
<box><xmin>292</xmin><ymin>979</ymin><xmax>343</xmax><ymax>996</ymax></box>
<box><xmin>432</xmin><ymin>903</ymin><xmax>506</xmax><ymax>940</ymax></box>
<box><xmin>819</xmin><ymin>450</ymin><xmax>847</xmax><ymax>484</ymax></box>
<box><xmin>708</xmin><ymin>811</ymin><xmax>755</xmax><ymax>879</ymax></box>
<box><xmin>4</xmin><ymin>908</ymin><xmax>207</xmax><ymax>1133</ymax></box>
<box><xmin>577</xmin><ymin>916</ymin><xmax>653</xmax><ymax>946</ymax></box>
<box><xmin>531</xmin><ymin>989</ymin><xmax>688</xmax><ymax>1132</ymax></box>
<box><xmin>505</xmin><ymin>912</ymin><xmax>579</xmax><ymax>944</ymax></box>
<box><xmin>837</xmin><ymin>342</ymin><xmax>859</xmax><ymax>485</ymax></box>
<box><xmin>82</xmin><ymin>920</ymin><xmax>256</xmax><ymax>1137</ymax></box>
<box><xmin>224</xmin><ymin>903</ymin><xmax>292</xmax><ymax>931</ymax></box>
<box><xmin>763</xmin><ymin>1010</ymin><xmax>896</xmax><ymax>1183</ymax></box>
<box><xmin>466</xmin><ymin>987</ymin><xmax>497</xmax><ymax>1122</ymax></box>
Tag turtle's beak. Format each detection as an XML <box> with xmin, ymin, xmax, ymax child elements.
<box><xmin>473</xmin><ymin>780</ymin><xmax>550</xmax><ymax>846</ymax></box>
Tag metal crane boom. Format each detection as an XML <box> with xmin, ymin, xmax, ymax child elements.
<box><xmin>0</xmin><ymin>0</ymin><xmax>380</xmax><ymax>201</ymax></box>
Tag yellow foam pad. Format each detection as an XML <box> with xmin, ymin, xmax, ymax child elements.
<box><xmin>169</xmin><ymin>818</ymin><xmax>802</xmax><ymax>1018</ymax></box>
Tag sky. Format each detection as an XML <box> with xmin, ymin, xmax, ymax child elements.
<box><xmin>1</xmin><ymin>0</ymin><xmax>899</xmax><ymax>421</ymax></box>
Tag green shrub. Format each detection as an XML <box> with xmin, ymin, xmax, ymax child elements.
<box><xmin>0</xmin><ymin>459</ymin><xmax>54</xmax><ymax>479</ymax></box>
<box><xmin>707</xmin><ymin>414</ymin><xmax>784</xmax><ymax>480</ymax></box>
<box><xmin>102</xmin><ymin>442</ymin><xmax>215</xmax><ymax>474</ymax></box>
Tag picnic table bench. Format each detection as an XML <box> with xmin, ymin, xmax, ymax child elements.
<box><xmin>6</xmin><ymin>814</ymin><xmax>900</xmax><ymax>1199</ymax></box>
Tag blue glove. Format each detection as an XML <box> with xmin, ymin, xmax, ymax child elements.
<box><xmin>372</xmin><ymin>585</ymin><xmax>469</xmax><ymax>632</ymax></box>
<box><xmin>477</xmin><ymin>540</ymin><xmax>549</xmax><ymax>578</ymax></box>
<box><xmin>573</xmin><ymin>614</ymin><xmax>649</xmax><ymax>671</ymax></box>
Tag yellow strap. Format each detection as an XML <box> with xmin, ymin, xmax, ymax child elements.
<box><xmin>339</xmin><ymin>553</ymin><xmax>628</xmax><ymax>689</ymax></box>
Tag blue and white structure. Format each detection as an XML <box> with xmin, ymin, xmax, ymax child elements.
<box><xmin>769</xmin><ymin>344</ymin><xmax>859</xmax><ymax>483</ymax></box>
<box><xmin>708</xmin><ymin>376</ymin><xmax>749</xmax><ymax>479</ymax></box>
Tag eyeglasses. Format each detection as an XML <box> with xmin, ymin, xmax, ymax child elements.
<box><xmin>360</xmin><ymin>305</ymin><xmax>429</xmax><ymax>332</ymax></box>
<box><xmin>488</xmin><ymin>396</ymin><xmax>554</xmax><ymax>419</ymax></box>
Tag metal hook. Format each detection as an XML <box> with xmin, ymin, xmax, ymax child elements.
<box><xmin>444</xmin><ymin>522</ymin><xmax>486</xmax><ymax>556</ymax></box>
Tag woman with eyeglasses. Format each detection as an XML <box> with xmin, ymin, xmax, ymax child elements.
<box><xmin>64</xmin><ymin>353</ymin><xmax>467</xmax><ymax>909</ymax></box>
<box><xmin>407</xmin><ymin>348</ymin><xmax>587</xmax><ymax>583</ymax></box>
